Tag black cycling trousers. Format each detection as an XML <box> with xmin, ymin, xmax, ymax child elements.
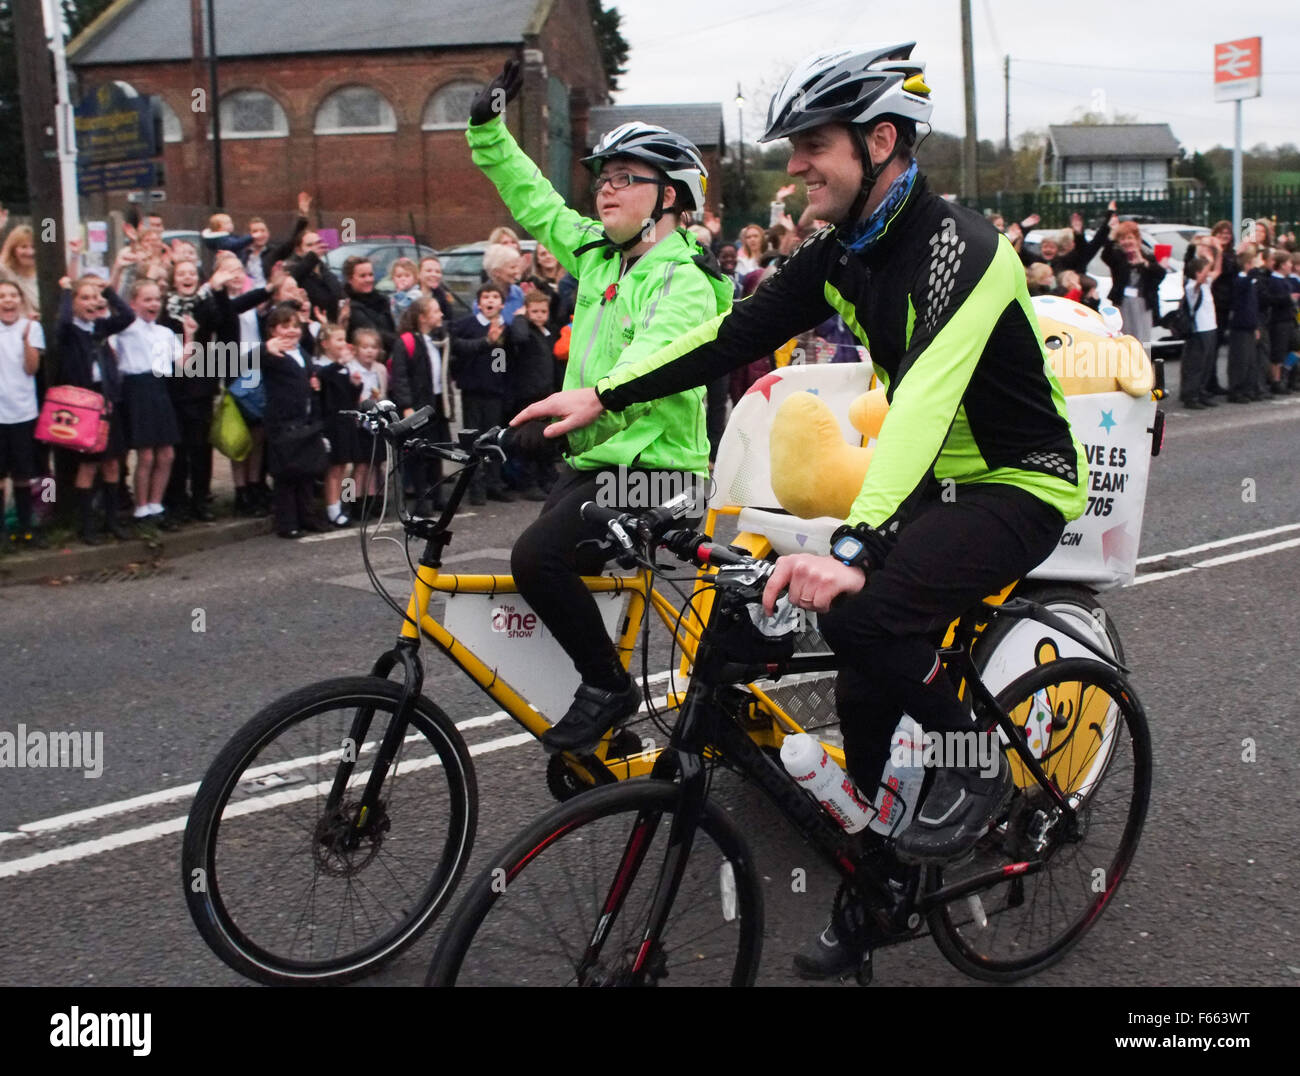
<box><xmin>512</xmin><ymin>464</ymin><xmax>702</xmax><ymax>690</ymax></box>
<box><xmin>818</xmin><ymin>483</ymin><xmax>1066</xmax><ymax>797</ymax></box>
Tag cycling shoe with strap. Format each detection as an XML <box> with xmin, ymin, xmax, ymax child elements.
<box><xmin>540</xmin><ymin>680</ymin><xmax>642</xmax><ymax>756</ymax></box>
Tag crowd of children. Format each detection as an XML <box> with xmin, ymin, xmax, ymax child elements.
<box><xmin>0</xmin><ymin>201</ymin><xmax>574</xmax><ymax>548</ymax></box>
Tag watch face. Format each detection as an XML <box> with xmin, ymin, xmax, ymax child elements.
<box><xmin>833</xmin><ymin>535</ymin><xmax>864</xmax><ymax>564</ymax></box>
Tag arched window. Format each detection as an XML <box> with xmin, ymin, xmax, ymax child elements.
<box><xmin>218</xmin><ymin>90</ymin><xmax>289</xmax><ymax>139</ymax></box>
<box><xmin>422</xmin><ymin>80</ymin><xmax>485</xmax><ymax>131</ymax></box>
<box><xmin>155</xmin><ymin>97</ymin><xmax>183</xmax><ymax>143</ymax></box>
<box><xmin>315</xmin><ymin>86</ymin><xmax>397</xmax><ymax>135</ymax></box>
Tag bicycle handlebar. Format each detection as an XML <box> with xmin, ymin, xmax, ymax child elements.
<box><xmin>580</xmin><ymin>499</ymin><xmax>770</xmax><ymax>579</ymax></box>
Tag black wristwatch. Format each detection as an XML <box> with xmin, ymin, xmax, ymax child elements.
<box><xmin>830</xmin><ymin>524</ymin><xmax>871</xmax><ymax>570</ymax></box>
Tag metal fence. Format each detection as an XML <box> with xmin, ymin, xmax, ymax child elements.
<box><xmin>963</xmin><ymin>186</ymin><xmax>1300</xmax><ymax>233</ymax></box>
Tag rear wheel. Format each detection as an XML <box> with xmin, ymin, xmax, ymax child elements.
<box><xmin>427</xmin><ymin>780</ymin><xmax>763</xmax><ymax>986</ymax></box>
<box><xmin>974</xmin><ymin>584</ymin><xmax>1124</xmax><ymax>699</ymax></box>
<box><xmin>926</xmin><ymin>658</ymin><xmax>1151</xmax><ymax>981</ymax></box>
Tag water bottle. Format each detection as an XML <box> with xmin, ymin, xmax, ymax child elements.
<box><xmin>780</xmin><ymin>733</ymin><xmax>873</xmax><ymax>834</ymax></box>
<box><xmin>868</xmin><ymin>715</ymin><xmax>926</xmax><ymax>837</ymax></box>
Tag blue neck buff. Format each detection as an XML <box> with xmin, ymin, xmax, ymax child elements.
<box><xmin>837</xmin><ymin>159</ymin><xmax>918</xmax><ymax>254</ymax></box>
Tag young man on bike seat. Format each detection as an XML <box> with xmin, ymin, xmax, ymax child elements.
<box><xmin>465</xmin><ymin>63</ymin><xmax>734</xmax><ymax>756</ymax></box>
<box><xmin>514</xmin><ymin>43</ymin><xmax>1088</xmax><ymax>975</ymax></box>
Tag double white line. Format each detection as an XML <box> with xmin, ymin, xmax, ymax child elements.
<box><xmin>1132</xmin><ymin>522</ymin><xmax>1300</xmax><ymax>586</ymax></box>
<box><xmin>0</xmin><ymin>671</ymin><xmax>680</xmax><ymax>879</ymax></box>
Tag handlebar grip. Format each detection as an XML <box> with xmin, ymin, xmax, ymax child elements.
<box><xmin>579</xmin><ymin>501</ymin><xmax>637</xmax><ymax>556</ymax></box>
<box><xmin>387</xmin><ymin>405</ymin><xmax>435</xmax><ymax>440</ymax></box>
<box><xmin>579</xmin><ymin>501</ymin><xmax>625</xmax><ymax>530</ymax></box>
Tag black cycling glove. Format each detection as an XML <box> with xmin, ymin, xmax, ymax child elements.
<box><xmin>469</xmin><ymin>60</ymin><xmax>523</xmax><ymax>126</ymax></box>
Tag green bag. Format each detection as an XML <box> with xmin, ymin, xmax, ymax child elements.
<box><xmin>210</xmin><ymin>391</ymin><xmax>252</xmax><ymax>462</ymax></box>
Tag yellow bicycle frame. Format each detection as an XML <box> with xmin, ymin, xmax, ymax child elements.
<box><xmin>390</xmin><ymin>505</ymin><xmax>1018</xmax><ymax>790</ymax></box>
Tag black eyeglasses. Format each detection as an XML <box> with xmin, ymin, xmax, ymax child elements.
<box><xmin>590</xmin><ymin>172</ymin><xmax>666</xmax><ymax>196</ymax></box>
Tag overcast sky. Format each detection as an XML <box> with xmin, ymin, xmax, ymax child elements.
<box><xmin>613</xmin><ymin>0</ymin><xmax>1300</xmax><ymax>154</ymax></box>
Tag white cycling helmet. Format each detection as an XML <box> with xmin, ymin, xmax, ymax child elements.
<box><xmin>582</xmin><ymin>122</ymin><xmax>709</xmax><ymax>215</ymax></box>
<box><xmin>761</xmin><ymin>42</ymin><xmax>933</xmax><ymax>144</ymax></box>
<box><xmin>762</xmin><ymin>43</ymin><xmax>933</xmax><ymax>226</ymax></box>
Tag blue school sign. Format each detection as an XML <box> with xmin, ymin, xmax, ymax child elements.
<box><xmin>75</xmin><ymin>82</ymin><xmax>158</xmax><ymax>194</ymax></box>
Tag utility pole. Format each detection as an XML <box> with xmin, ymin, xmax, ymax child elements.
<box><xmin>12</xmin><ymin>0</ymin><xmax>67</xmax><ymax>355</ymax></box>
<box><xmin>190</xmin><ymin>0</ymin><xmax>211</xmax><ymax>205</ymax></box>
<box><xmin>41</xmin><ymin>0</ymin><xmax>80</xmax><ymax>256</ymax></box>
<box><xmin>735</xmin><ymin>84</ymin><xmax>746</xmax><ymax>202</ymax></box>
<box><xmin>960</xmin><ymin>0</ymin><xmax>979</xmax><ymax>201</ymax></box>
<box><xmin>206</xmin><ymin>0</ymin><xmax>224</xmax><ymax>207</ymax></box>
<box><xmin>1003</xmin><ymin>55</ymin><xmax>1010</xmax><ymax>153</ymax></box>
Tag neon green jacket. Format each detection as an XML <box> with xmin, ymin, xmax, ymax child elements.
<box><xmin>466</xmin><ymin>115</ymin><xmax>732</xmax><ymax>473</ymax></box>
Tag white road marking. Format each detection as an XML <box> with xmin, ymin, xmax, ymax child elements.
<box><xmin>0</xmin><ymin>730</ymin><xmax>535</xmax><ymax>879</ymax></box>
<box><xmin>1136</xmin><ymin>522</ymin><xmax>1300</xmax><ymax>564</ymax></box>
<box><xmin>1132</xmin><ymin>536</ymin><xmax>1300</xmax><ymax>585</ymax></box>
<box><xmin>0</xmin><ymin>672</ymin><xmax>678</xmax><ymax>847</ymax></box>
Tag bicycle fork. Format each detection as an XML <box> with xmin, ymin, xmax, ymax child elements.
<box><xmin>316</xmin><ymin>641</ymin><xmax>425</xmax><ymax>846</ymax></box>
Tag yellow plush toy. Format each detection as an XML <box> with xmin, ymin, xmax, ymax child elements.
<box><xmin>1031</xmin><ymin>295</ymin><xmax>1154</xmax><ymax>397</ymax></box>
<box><xmin>770</xmin><ymin>387</ymin><xmax>888</xmax><ymax>520</ymax></box>
<box><xmin>767</xmin><ymin>298</ymin><xmax>1152</xmax><ymax>520</ymax></box>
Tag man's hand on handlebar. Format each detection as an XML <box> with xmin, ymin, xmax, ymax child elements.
<box><xmin>762</xmin><ymin>554</ymin><xmax>866</xmax><ymax>617</ymax></box>
<box><xmin>510</xmin><ymin>388</ymin><xmax>604</xmax><ymax>437</ymax></box>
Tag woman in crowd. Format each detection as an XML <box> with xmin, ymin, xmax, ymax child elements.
<box><xmin>288</xmin><ymin>228</ymin><xmax>345</xmax><ymax>323</ymax></box>
<box><xmin>0</xmin><ymin>225</ymin><xmax>39</xmax><ymax>316</ymax></box>
<box><xmin>342</xmin><ymin>256</ymin><xmax>396</xmax><ymax>352</ymax></box>
<box><xmin>418</xmin><ymin>255</ymin><xmax>454</xmax><ymax>321</ymax></box>
<box><xmin>526</xmin><ymin>243</ymin><xmax>568</xmax><ymax>332</ymax></box>
<box><xmin>478</xmin><ymin>243</ymin><xmax>526</xmax><ymax>321</ymax></box>
<box><xmin>1101</xmin><ymin>220</ymin><xmax>1165</xmax><ymax>344</ymax></box>
<box><xmin>735</xmin><ymin>222</ymin><xmax>766</xmax><ymax>276</ymax></box>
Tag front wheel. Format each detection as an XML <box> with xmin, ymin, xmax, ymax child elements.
<box><xmin>182</xmin><ymin>676</ymin><xmax>477</xmax><ymax>985</ymax></box>
<box><xmin>427</xmin><ymin>780</ymin><xmax>764</xmax><ymax>986</ymax></box>
<box><xmin>926</xmin><ymin>658</ymin><xmax>1151</xmax><ymax>981</ymax></box>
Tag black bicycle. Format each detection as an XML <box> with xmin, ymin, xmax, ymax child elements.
<box><xmin>426</xmin><ymin>501</ymin><xmax>1153</xmax><ymax>986</ymax></box>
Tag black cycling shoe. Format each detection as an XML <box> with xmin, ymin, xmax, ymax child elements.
<box><xmin>540</xmin><ymin>680</ymin><xmax>642</xmax><ymax>756</ymax></box>
<box><xmin>895</xmin><ymin>756</ymin><xmax>1013</xmax><ymax>864</ymax></box>
<box><xmin>792</xmin><ymin>920</ymin><xmax>861</xmax><ymax>981</ymax></box>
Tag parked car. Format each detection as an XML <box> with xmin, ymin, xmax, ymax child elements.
<box><xmin>1023</xmin><ymin>223</ymin><xmax>1209</xmax><ymax>358</ymax></box>
<box><xmin>323</xmin><ymin>237</ymin><xmax>439</xmax><ymax>294</ymax></box>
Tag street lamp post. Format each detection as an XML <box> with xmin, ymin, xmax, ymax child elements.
<box><xmin>735</xmin><ymin>84</ymin><xmax>746</xmax><ymax>199</ymax></box>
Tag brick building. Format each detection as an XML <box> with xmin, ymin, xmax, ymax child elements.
<box><xmin>66</xmin><ymin>0</ymin><xmax>615</xmax><ymax>245</ymax></box>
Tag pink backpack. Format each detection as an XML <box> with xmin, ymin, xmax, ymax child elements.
<box><xmin>35</xmin><ymin>385</ymin><xmax>111</xmax><ymax>454</ymax></box>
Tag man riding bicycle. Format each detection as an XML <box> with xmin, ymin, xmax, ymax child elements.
<box><xmin>465</xmin><ymin>63</ymin><xmax>733</xmax><ymax>756</ymax></box>
<box><xmin>514</xmin><ymin>43</ymin><xmax>1088</xmax><ymax>976</ymax></box>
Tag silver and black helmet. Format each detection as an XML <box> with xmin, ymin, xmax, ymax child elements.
<box><xmin>582</xmin><ymin>122</ymin><xmax>708</xmax><ymax>213</ymax></box>
<box><xmin>760</xmin><ymin>42</ymin><xmax>933</xmax><ymax>144</ymax></box>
